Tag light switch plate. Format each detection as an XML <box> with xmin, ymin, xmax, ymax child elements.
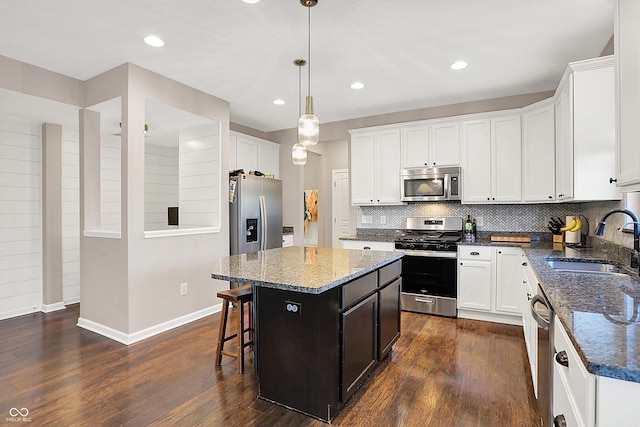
<box><xmin>362</xmin><ymin>215</ymin><xmax>373</xmax><ymax>224</ymax></box>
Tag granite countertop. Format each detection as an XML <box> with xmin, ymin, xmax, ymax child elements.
<box><xmin>464</xmin><ymin>236</ymin><xmax>640</xmax><ymax>383</ymax></box>
<box><xmin>211</xmin><ymin>246</ymin><xmax>403</xmax><ymax>294</ymax></box>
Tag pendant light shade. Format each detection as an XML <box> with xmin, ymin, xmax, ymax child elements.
<box><xmin>298</xmin><ymin>96</ymin><xmax>319</xmax><ymax>146</ymax></box>
<box><xmin>298</xmin><ymin>0</ymin><xmax>319</xmax><ymax>146</ymax></box>
<box><xmin>292</xmin><ymin>142</ymin><xmax>308</xmax><ymax>165</ymax></box>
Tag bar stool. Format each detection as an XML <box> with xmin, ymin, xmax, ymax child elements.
<box><xmin>215</xmin><ymin>284</ymin><xmax>253</xmax><ymax>374</ymax></box>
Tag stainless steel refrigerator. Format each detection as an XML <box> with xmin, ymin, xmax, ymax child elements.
<box><xmin>229</xmin><ymin>174</ymin><xmax>283</xmax><ymax>255</ymax></box>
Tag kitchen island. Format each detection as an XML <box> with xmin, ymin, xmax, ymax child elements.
<box><xmin>211</xmin><ymin>246</ymin><xmax>403</xmax><ymax>422</ymax></box>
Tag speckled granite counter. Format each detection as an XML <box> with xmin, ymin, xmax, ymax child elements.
<box><xmin>465</xmin><ymin>237</ymin><xmax>640</xmax><ymax>383</ymax></box>
<box><xmin>211</xmin><ymin>246</ymin><xmax>403</xmax><ymax>294</ymax></box>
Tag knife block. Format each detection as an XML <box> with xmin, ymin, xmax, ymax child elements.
<box><xmin>553</xmin><ymin>234</ymin><xmax>563</xmax><ymax>243</ymax></box>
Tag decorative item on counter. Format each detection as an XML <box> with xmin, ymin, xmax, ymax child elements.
<box><xmin>561</xmin><ymin>215</ymin><xmax>582</xmax><ymax>244</ymax></box>
<box><xmin>464</xmin><ymin>215</ymin><xmax>474</xmax><ymax>242</ymax></box>
<box><xmin>472</xmin><ymin>218</ymin><xmax>477</xmax><ymax>239</ymax></box>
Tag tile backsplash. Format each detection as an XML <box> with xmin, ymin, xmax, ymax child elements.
<box><xmin>358</xmin><ymin>201</ymin><xmax>615</xmax><ymax>233</ymax></box>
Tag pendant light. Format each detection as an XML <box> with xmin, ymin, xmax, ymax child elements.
<box><xmin>292</xmin><ymin>59</ymin><xmax>308</xmax><ymax>166</ymax></box>
<box><xmin>298</xmin><ymin>0</ymin><xmax>319</xmax><ymax>146</ymax></box>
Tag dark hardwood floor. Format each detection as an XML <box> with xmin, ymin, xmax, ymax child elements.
<box><xmin>1</xmin><ymin>304</ymin><xmax>538</xmax><ymax>426</ymax></box>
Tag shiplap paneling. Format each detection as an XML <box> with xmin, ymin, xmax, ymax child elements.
<box><xmin>179</xmin><ymin>127</ymin><xmax>220</xmax><ymax>228</ymax></box>
<box><xmin>144</xmin><ymin>144</ymin><xmax>178</xmax><ymax>231</ymax></box>
<box><xmin>0</xmin><ymin>120</ymin><xmax>42</xmax><ymax>319</ymax></box>
<box><xmin>100</xmin><ymin>137</ymin><xmax>121</xmax><ymax>231</ymax></box>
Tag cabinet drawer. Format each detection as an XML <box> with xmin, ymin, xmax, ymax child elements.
<box><xmin>553</xmin><ymin>362</ymin><xmax>582</xmax><ymax>427</ymax></box>
<box><xmin>553</xmin><ymin>316</ymin><xmax>596</xmax><ymax>426</ymax></box>
<box><xmin>342</xmin><ymin>272</ymin><xmax>377</xmax><ymax>309</ymax></box>
<box><xmin>378</xmin><ymin>260</ymin><xmax>401</xmax><ymax>287</ymax></box>
<box><xmin>458</xmin><ymin>245</ymin><xmax>492</xmax><ymax>260</ymax></box>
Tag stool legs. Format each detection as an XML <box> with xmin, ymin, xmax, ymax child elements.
<box><xmin>215</xmin><ymin>298</ymin><xmax>253</xmax><ymax>374</ymax></box>
<box><xmin>215</xmin><ymin>300</ymin><xmax>230</xmax><ymax>366</ymax></box>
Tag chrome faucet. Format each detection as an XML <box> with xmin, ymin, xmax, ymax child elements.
<box><xmin>595</xmin><ymin>209</ymin><xmax>640</xmax><ymax>271</ymax></box>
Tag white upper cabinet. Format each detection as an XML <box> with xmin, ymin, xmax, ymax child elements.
<box><xmin>350</xmin><ymin>128</ymin><xmax>402</xmax><ymax>205</ymax></box>
<box><xmin>615</xmin><ymin>0</ymin><xmax>640</xmax><ymax>190</ymax></box>
<box><xmin>522</xmin><ymin>101</ymin><xmax>556</xmax><ymax>202</ymax></box>
<box><xmin>462</xmin><ymin>114</ymin><xmax>521</xmax><ymax>203</ymax></box>
<box><xmin>229</xmin><ymin>131</ymin><xmax>280</xmax><ymax>178</ymax></box>
<box><xmin>401</xmin><ymin>121</ymin><xmax>460</xmax><ymax>168</ymax></box>
<box><xmin>555</xmin><ymin>56</ymin><xmax>620</xmax><ymax>201</ymax></box>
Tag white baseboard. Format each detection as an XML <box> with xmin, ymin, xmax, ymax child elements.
<box><xmin>77</xmin><ymin>303</ymin><xmax>223</xmax><ymax>345</ymax></box>
<box><xmin>65</xmin><ymin>296</ymin><xmax>80</xmax><ymax>305</ymax></box>
<box><xmin>41</xmin><ymin>302</ymin><xmax>66</xmax><ymax>313</ymax></box>
<box><xmin>0</xmin><ymin>306</ymin><xmax>39</xmax><ymax>321</ymax></box>
<box><xmin>457</xmin><ymin>309</ymin><xmax>522</xmax><ymax>326</ymax></box>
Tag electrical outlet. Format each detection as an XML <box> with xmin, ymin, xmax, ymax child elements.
<box><xmin>362</xmin><ymin>215</ymin><xmax>373</xmax><ymax>224</ymax></box>
<box><xmin>475</xmin><ymin>216</ymin><xmax>484</xmax><ymax>227</ymax></box>
<box><xmin>380</xmin><ymin>215</ymin><xmax>387</xmax><ymax>224</ymax></box>
<box><xmin>180</xmin><ymin>283</ymin><xmax>188</xmax><ymax>296</ymax></box>
<box><xmin>286</xmin><ymin>300</ymin><xmax>302</xmax><ymax>315</ymax></box>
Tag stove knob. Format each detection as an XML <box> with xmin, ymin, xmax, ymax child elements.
<box><xmin>408</xmin><ymin>243</ymin><xmax>416</xmax><ymax>250</ymax></box>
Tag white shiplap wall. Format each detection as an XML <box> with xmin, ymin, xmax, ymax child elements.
<box><xmin>101</xmin><ymin>136</ymin><xmax>121</xmax><ymax>231</ymax></box>
<box><xmin>0</xmin><ymin>119</ymin><xmax>43</xmax><ymax>319</ymax></box>
<box><xmin>145</xmin><ymin>144</ymin><xmax>178</xmax><ymax>230</ymax></box>
<box><xmin>179</xmin><ymin>126</ymin><xmax>220</xmax><ymax>228</ymax></box>
<box><xmin>62</xmin><ymin>130</ymin><xmax>80</xmax><ymax>304</ymax></box>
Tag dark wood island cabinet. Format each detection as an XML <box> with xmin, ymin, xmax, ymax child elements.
<box><xmin>211</xmin><ymin>246</ymin><xmax>402</xmax><ymax>422</ymax></box>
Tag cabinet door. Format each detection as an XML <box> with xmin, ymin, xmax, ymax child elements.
<box><xmin>236</xmin><ymin>135</ymin><xmax>259</xmax><ymax>172</ymax></box>
<box><xmin>350</xmin><ymin>133</ymin><xmax>376</xmax><ymax>204</ymax></box>
<box><xmin>378</xmin><ymin>278</ymin><xmax>401</xmax><ymax>361</ymax></box>
<box><xmin>615</xmin><ymin>0</ymin><xmax>640</xmax><ymax>187</ymax></box>
<box><xmin>492</xmin><ymin>115</ymin><xmax>522</xmax><ymax>202</ymax></box>
<box><xmin>431</xmin><ymin>121</ymin><xmax>460</xmax><ymax>167</ymax></box>
<box><xmin>457</xmin><ymin>259</ymin><xmax>493</xmax><ymax>311</ymax></box>
<box><xmin>341</xmin><ymin>293</ymin><xmax>377</xmax><ymax>402</ymax></box>
<box><xmin>522</xmin><ymin>104</ymin><xmax>556</xmax><ymax>202</ymax></box>
<box><xmin>461</xmin><ymin>119</ymin><xmax>492</xmax><ymax>203</ymax></box>
<box><xmin>573</xmin><ymin>63</ymin><xmax>620</xmax><ymax>201</ymax></box>
<box><xmin>522</xmin><ymin>264</ymin><xmax>538</xmax><ymax>396</ymax></box>
<box><xmin>401</xmin><ymin>125</ymin><xmax>429</xmax><ymax>168</ymax></box>
<box><xmin>495</xmin><ymin>247</ymin><xmax>523</xmax><ymax>314</ymax></box>
<box><xmin>375</xmin><ymin>129</ymin><xmax>402</xmax><ymax>204</ymax></box>
<box><xmin>555</xmin><ymin>79</ymin><xmax>574</xmax><ymax>200</ymax></box>
<box><xmin>258</xmin><ymin>140</ymin><xmax>280</xmax><ymax>178</ymax></box>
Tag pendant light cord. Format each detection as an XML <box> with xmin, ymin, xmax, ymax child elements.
<box><xmin>307</xmin><ymin>6</ymin><xmax>311</xmax><ymax>98</ymax></box>
<box><xmin>298</xmin><ymin>63</ymin><xmax>302</xmax><ymax>117</ymax></box>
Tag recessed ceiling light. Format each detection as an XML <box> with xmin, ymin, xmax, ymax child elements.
<box><xmin>450</xmin><ymin>61</ymin><xmax>468</xmax><ymax>70</ymax></box>
<box><xmin>350</xmin><ymin>82</ymin><xmax>365</xmax><ymax>90</ymax></box>
<box><xmin>242</xmin><ymin>0</ymin><xmax>261</xmax><ymax>3</ymax></box>
<box><xmin>144</xmin><ymin>35</ymin><xmax>165</xmax><ymax>47</ymax></box>
<box><xmin>273</xmin><ymin>99</ymin><xmax>285</xmax><ymax>105</ymax></box>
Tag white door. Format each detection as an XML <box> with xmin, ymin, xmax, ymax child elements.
<box><xmin>332</xmin><ymin>169</ymin><xmax>351</xmax><ymax>247</ymax></box>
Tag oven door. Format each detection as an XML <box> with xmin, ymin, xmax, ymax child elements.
<box><xmin>400</xmin><ymin>254</ymin><xmax>457</xmax><ymax>298</ymax></box>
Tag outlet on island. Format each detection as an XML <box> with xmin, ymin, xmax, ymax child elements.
<box><xmin>180</xmin><ymin>283</ymin><xmax>188</xmax><ymax>296</ymax></box>
<box><xmin>286</xmin><ymin>300</ymin><xmax>302</xmax><ymax>315</ymax></box>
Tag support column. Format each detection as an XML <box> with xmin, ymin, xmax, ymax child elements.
<box><xmin>42</xmin><ymin>123</ymin><xmax>65</xmax><ymax>311</ymax></box>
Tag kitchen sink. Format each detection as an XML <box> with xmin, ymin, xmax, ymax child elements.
<box><xmin>545</xmin><ymin>260</ymin><xmax>628</xmax><ymax>276</ymax></box>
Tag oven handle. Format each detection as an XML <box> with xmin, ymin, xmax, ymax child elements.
<box><xmin>394</xmin><ymin>249</ymin><xmax>457</xmax><ymax>258</ymax></box>
<box><xmin>414</xmin><ymin>297</ymin><xmax>435</xmax><ymax>304</ymax></box>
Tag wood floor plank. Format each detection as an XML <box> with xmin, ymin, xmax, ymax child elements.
<box><xmin>0</xmin><ymin>304</ymin><xmax>538</xmax><ymax>426</ymax></box>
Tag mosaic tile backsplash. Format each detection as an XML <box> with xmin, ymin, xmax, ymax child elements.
<box><xmin>358</xmin><ymin>201</ymin><xmax>617</xmax><ymax>233</ymax></box>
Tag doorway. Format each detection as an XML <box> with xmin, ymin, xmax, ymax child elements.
<box><xmin>332</xmin><ymin>169</ymin><xmax>351</xmax><ymax>247</ymax></box>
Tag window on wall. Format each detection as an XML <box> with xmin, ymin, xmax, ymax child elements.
<box><xmin>143</xmin><ymin>100</ymin><xmax>221</xmax><ymax>236</ymax></box>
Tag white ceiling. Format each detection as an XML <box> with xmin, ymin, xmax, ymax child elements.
<box><xmin>0</xmin><ymin>0</ymin><xmax>614</xmax><ymax>133</ymax></box>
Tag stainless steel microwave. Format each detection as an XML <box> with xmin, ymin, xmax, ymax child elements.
<box><xmin>400</xmin><ymin>166</ymin><xmax>461</xmax><ymax>202</ymax></box>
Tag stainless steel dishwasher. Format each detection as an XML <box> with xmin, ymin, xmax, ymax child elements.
<box><xmin>531</xmin><ymin>284</ymin><xmax>554</xmax><ymax>427</ymax></box>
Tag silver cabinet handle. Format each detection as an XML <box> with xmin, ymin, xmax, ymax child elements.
<box><xmin>555</xmin><ymin>350</ymin><xmax>569</xmax><ymax>368</ymax></box>
<box><xmin>470</xmin><ymin>251</ymin><xmax>480</xmax><ymax>256</ymax></box>
<box><xmin>554</xmin><ymin>414</ymin><xmax>567</xmax><ymax>427</ymax></box>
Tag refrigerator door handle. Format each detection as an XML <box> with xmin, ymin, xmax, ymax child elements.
<box><xmin>259</xmin><ymin>195</ymin><xmax>267</xmax><ymax>250</ymax></box>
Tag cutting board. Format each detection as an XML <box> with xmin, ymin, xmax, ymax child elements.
<box><xmin>490</xmin><ymin>235</ymin><xmax>531</xmax><ymax>243</ymax></box>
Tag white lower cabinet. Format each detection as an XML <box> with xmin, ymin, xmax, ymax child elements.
<box><xmin>553</xmin><ymin>316</ymin><xmax>596</xmax><ymax>427</ymax></box>
<box><xmin>341</xmin><ymin>240</ymin><xmax>395</xmax><ymax>251</ymax></box>
<box><xmin>457</xmin><ymin>245</ymin><xmax>522</xmax><ymax>324</ymax></box>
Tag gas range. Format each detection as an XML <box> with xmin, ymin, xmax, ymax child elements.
<box><xmin>394</xmin><ymin>217</ymin><xmax>463</xmax><ymax>255</ymax></box>
<box><xmin>396</xmin><ymin>217</ymin><xmax>463</xmax><ymax>318</ymax></box>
